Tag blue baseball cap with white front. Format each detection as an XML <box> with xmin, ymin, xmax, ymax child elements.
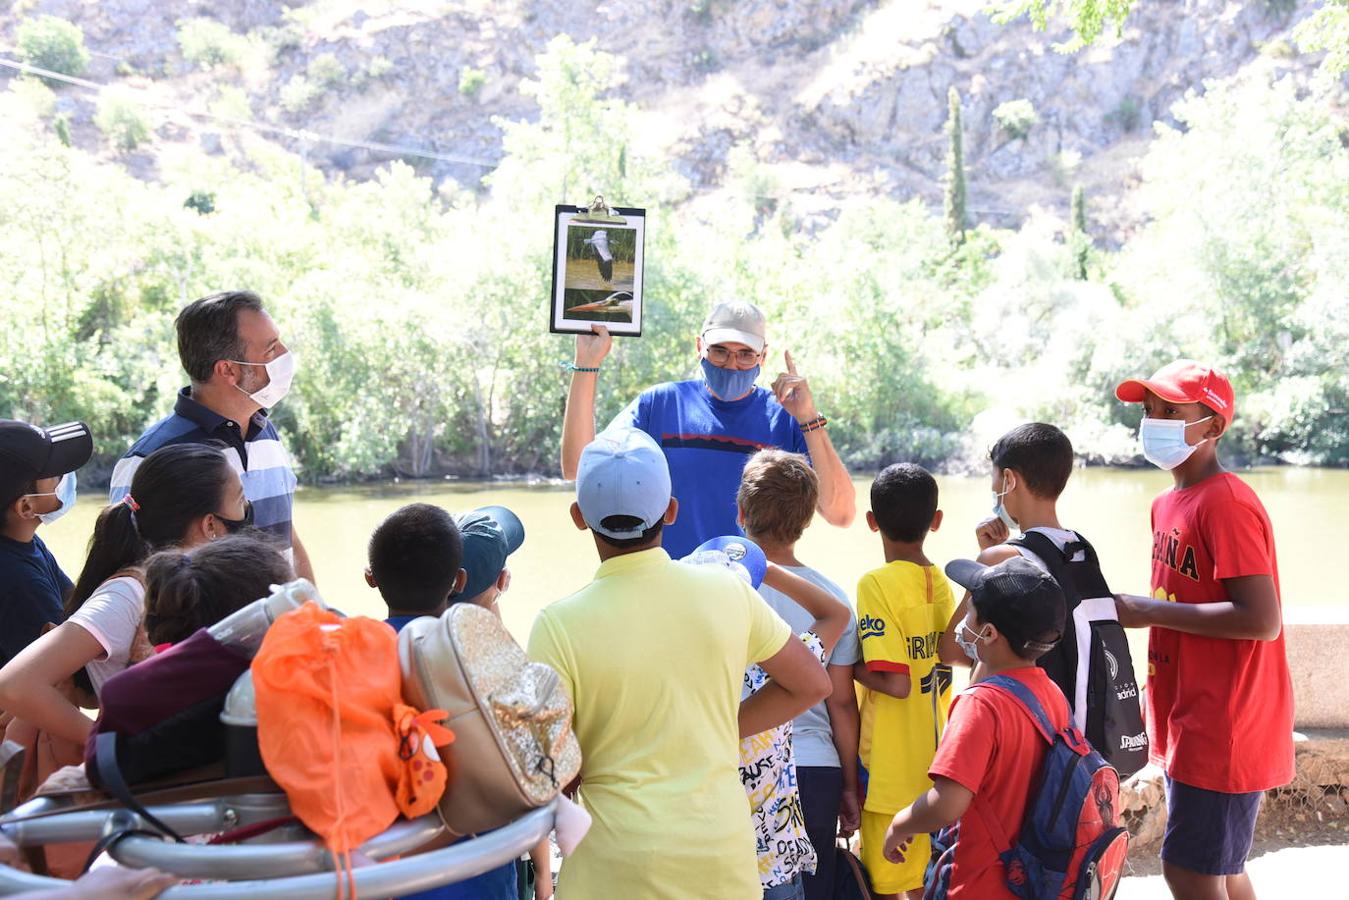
<box><xmin>690</xmin><ymin>535</ymin><xmax>768</xmax><ymax>588</ymax></box>
<box><xmin>576</xmin><ymin>428</ymin><xmax>671</xmax><ymax>540</ymax></box>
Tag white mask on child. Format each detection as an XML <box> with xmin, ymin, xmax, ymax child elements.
<box><xmin>954</xmin><ymin>613</ymin><xmax>992</xmax><ymax>662</ymax></box>
<box><xmin>991</xmin><ymin>475</ymin><xmax>1018</xmax><ymax>532</ymax></box>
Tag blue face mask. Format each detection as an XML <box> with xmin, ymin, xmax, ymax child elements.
<box><xmin>700</xmin><ymin>357</ymin><xmax>760</xmax><ymax>401</ymax></box>
<box><xmin>27</xmin><ymin>471</ymin><xmax>77</xmax><ymax>525</ymax></box>
<box><xmin>1140</xmin><ymin>416</ymin><xmax>1212</xmax><ymax>471</ymax></box>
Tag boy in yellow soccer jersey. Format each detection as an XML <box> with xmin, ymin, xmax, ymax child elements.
<box><xmin>853</xmin><ymin>464</ymin><xmax>965</xmax><ymax>899</ymax></box>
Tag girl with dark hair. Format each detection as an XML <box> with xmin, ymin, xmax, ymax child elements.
<box><xmin>0</xmin><ymin>444</ymin><xmax>249</xmax><ymax>744</ymax></box>
<box><xmin>144</xmin><ymin>533</ymin><xmax>291</xmax><ymax>646</ymax></box>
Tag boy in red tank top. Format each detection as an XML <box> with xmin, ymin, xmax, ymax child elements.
<box><xmin>1113</xmin><ymin>360</ymin><xmax>1294</xmax><ymax>900</ymax></box>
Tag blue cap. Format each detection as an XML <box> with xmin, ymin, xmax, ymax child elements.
<box><xmin>576</xmin><ymin>428</ymin><xmax>671</xmax><ymax>540</ymax></box>
<box><xmin>688</xmin><ymin>535</ymin><xmax>768</xmax><ymax>589</ymax></box>
<box><xmin>450</xmin><ymin>505</ymin><xmax>525</xmax><ymax>602</ymax></box>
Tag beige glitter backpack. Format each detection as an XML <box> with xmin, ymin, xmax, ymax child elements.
<box><xmin>397</xmin><ymin>603</ymin><xmax>581</xmax><ymax>836</ymax></box>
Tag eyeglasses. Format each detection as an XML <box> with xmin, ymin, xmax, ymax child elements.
<box><xmin>705</xmin><ymin>345</ymin><xmax>761</xmax><ymax>366</ymax></box>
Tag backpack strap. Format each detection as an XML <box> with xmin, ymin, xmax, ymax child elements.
<box><xmin>977</xmin><ymin>675</ymin><xmax>1057</xmax><ymax>744</ymax></box>
<box><xmin>1008</xmin><ymin>532</ymin><xmax>1074</xmax><ymax>595</ymax></box>
<box><xmin>93</xmin><ymin>732</ymin><xmax>185</xmax><ymax>843</ymax></box>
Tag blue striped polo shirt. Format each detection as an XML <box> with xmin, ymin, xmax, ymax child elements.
<box><xmin>109</xmin><ymin>388</ymin><xmax>297</xmax><ymax>550</ymax></box>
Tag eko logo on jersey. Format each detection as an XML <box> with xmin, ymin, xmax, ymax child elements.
<box><xmin>859</xmin><ymin>615</ymin><xmax>886</xmax><ymax>640</ymax></box>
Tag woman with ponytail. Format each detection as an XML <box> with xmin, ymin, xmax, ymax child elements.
<box><xmin>0</xmin><ymin>443</ymin><xmax>249</xmax><ymax>744</ymax></box>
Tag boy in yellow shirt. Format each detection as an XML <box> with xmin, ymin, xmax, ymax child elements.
<box><xmin>853</xmin><ymin>463</ymin><xmax>963</xmax><ymax>899</ymax></box>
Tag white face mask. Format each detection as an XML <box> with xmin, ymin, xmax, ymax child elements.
<box><xmin>1139</xmin><ymin>416</ymin><xmax>1212</xmax><ymax>471</ymax></box>
<box><xmin>24</xmin><ymin>471</ymin><xmax>77</xmax><ymax>525</ymax></box>
<box><xmin>954</xmin><ymin>613</ymin><xmax>992</xmax><ymax>662</ymax></box>
<box><xmin>991</xmin><ymin>474</ymin><xmax>1017</xmax><ymax>531</ymax></box>
<box><xmin>230</xmin><ymin>351</ymin><xmax>296</xmax><ymax>409</ymax></box>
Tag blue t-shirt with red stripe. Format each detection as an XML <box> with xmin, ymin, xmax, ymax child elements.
<box><xmin>610</xmin><ymin>380</ymin><xmax>807</xmax><ymax>558</ymax></box>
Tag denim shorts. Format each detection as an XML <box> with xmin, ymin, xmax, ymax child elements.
<box><xmin>763</xmin><ymin>874</ymin><xmax>805</xmax><ymax>900</ymax></box>
<box><xmin>1161</xmin><ymin>777</ymin><xmax>1263</xmax><ymax>876</ymax></box>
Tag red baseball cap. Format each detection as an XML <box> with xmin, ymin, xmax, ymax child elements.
<box><xmin>1115</xmin><ymin>360</ymin><xmax>1235</xmax><ymax>424</ymax></box>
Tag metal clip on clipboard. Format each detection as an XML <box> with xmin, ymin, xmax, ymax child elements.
<box><xmin>571</xmin><ymin>195</ymin><xmax>628</xmax><ymax>225</ymax></box>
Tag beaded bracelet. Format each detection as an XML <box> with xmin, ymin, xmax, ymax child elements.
<box><xmin>559</xmin><ymin>361</ymin><xmax>601</xmax><ymax>373</ymax></box>
<box><xmin>799</xmin><ymin>415</ymin><xmax>828</xmax><ymax>433</ymax></box>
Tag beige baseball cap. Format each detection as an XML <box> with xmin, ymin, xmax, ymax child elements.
<box><xmin>701</xmin><ymin>301</ymin><xmax>766</xmax><ymax>352</ymax></box>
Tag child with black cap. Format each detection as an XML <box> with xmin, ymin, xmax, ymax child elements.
<box><xmin>881</xmin><ymin>556</ymin><xmax>1070</xmax><ymax>899</ymax></box>
<box><xmin>0</xmin><ymin>420</ymin><xmax>93</xmax><ymax>668</ymax></box>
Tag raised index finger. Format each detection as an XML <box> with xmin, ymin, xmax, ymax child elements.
<box><xmin>784</xmin><ymin>350</ymin><xmax>797</xmax><ymax>375</ymax></box>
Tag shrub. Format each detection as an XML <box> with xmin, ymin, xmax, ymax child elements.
<box><xmin>993</xmin><ymin>98</ymin><xmax>1038</xmax><ymax>140</ymax></box>
<box><xmin>307</xmin><ymin>53</ymin><xmax>345</xmax><ymax>88</ymax></box>
<box><xmin>458</xmin><ymin>66</ymin><xmax>487</xmax><ymax>98</ymax></box>
<box><xmin>280</xmin><ymin>75</ymin><xmax>318</xmax><ymax>113</ymax></box>
<box><xmin>184</xmin><ymin>191</ymin><xmax>216</xmax><ymax>215</ymax></box>
<box><xmin>17</xmin><ymin>15</ymin><xmax>90</xmax><ymax>79</ymax></box>
<box><xmin>95</xmin><ymin>92</ymin><xmax>151</xmax><ymax>152</ymax></box>
<box><xmin>1106</xmin><ymin>96</ymin><xmax>1142</xmax><ymax>133</ymax></box>
<box><xmin>53</xmin><ymin>114</ymin><xmax>72</xmax><ymax>147</ymax></box>
<box><xmin>365</xmin><ymin>55</ymin><xmax>393</xmax><ymax>79</ymax></box>
<box><xmin>177</xmin><ymin>17</ymin><xmax>250</xmax><ymax>69</ymax></box>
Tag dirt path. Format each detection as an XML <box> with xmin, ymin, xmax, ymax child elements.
<box><xmin>1117</xmin><ymin>842</ymin><xmax>1347</xmax><ymax>898</ymax></box>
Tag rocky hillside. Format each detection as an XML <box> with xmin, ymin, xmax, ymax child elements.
<box><xmin>0</xmin><ymin>0</ymin><xmax>1330</xmax><ymax>240</ymax></box>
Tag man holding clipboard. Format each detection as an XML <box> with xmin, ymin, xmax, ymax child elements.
<box><xmin>560</xmin><ymin>300</ymin><xmax>856</xmax><ymax>558</ymax></box>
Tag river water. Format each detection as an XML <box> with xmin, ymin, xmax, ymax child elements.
<box><xmin>40</xmin><ymin>467</ymin><xmax>1344</xmax><ymax>645</ymax></box>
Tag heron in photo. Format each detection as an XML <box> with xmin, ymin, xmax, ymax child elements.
<box><xmin>584</xmin><ymin>230</ymin><xmax>614</xmax><ymax>282</ymax></box>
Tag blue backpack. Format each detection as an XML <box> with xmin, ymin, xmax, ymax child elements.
<box><xmin>925</xmin><ymin>675</ymin><xmax>1129</xmax><ymax>900</ymax></box>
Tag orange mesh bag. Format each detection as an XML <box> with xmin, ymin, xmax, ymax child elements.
<box><xmin>252</xmin><ymin>602</ymin><xmax>451</xmax><ymax>894</ymax></box>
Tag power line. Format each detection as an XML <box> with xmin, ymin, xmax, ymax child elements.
<box><xmin>0</xmin><ymin>55</ymin><xmax>500</xmax><ymax>169</ymax></box>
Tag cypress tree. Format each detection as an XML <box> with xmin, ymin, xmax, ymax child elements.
<box><xmin>944</xmin><ymin>86</ymin><xmax>967</xmax><ymax>246</ymax></box>
<box><xmin>1070</xmin><ymin>184</ymin><xmax>1089</xmax><ymax>280</ymax></box>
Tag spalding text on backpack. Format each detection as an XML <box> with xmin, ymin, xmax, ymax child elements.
<box><xmin>1010</xmin><ymin>531</ymin><xmax>1147</xmax><ymax>777</ymax></box>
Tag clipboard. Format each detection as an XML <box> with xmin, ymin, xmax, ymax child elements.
<box><xmin>550</xmin><ymin>196</ymin><xmax>646</xmax><ymax>337</ymax></box>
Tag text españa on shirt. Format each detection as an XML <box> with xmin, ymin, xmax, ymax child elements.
<box><xmin>1152</xmin><ymin>527</ymin><xmax>1200</xmax><ymax>582</ymax></box>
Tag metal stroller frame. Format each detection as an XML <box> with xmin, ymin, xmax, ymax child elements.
<box><xmin>0</xmin><ymin>581</ymin><xmax>562</xmax><ymax>896</ymax></box>
<box><xmin>0</xmin><ymin>784</ymin><xmax>555</xmax><ymax>897</ymax></box>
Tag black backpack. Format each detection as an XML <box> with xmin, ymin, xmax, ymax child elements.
<box><xmin>1008</xmin><ymin>531</ymin><xmax>1148</xmax><ymax>777</ymax></box>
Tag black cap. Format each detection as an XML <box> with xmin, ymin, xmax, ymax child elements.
<box><xmin>945</xmin><ymin>556</ymin><xmax>1066</xmax><ymax>656</ymax></box>
<box><xmin>450</xmin><ymin>506</ymin><xmax>526</xmax><ymax>602</ymax></box>
<box><xmin>0</xmin><ymin>420</ymin><xmax>93</xmax><ymax>498</ymax></box>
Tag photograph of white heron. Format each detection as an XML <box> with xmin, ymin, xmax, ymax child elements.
<box><xmin>550</xmin><ymin>205</ymin><xmax>645</xmax><ymax>336</ymax></box>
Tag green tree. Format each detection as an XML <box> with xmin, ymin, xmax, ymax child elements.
<box><xmin>998</xmin><ymin>0</ymin><xmax>1347</xmax><ymax>78</ymax></box>
<box><xmin>177</xmin><ymin>17</ymin><xmax>252</xmax><ymax>69</ymax></box>
<box><xmin>95</xmin><ymin>92</ymin><xmax>152</xmax><ymax>152</ymax></box>
<box><xmin>944</xmin><ymin>87</ymin><xmax>968</xmax><ymax>246</ymax></box>
<box><xmin>52</xmin><ymin>114</ymin><xmax>71</xmax><ymax>147</ymax></box>
<box><xmin>1069</xmin><ymin>184</ymin><xmax>1089</xmax><ymax>280</ymax></box>
<box><xmin>17</xmin><ymin>15</ymin><xmax>90</xmax><ymax>79</ymax></box>
<box><xmin>988</xmin><ymin>1</ymin><xmax>1136</xmax><ymax>46</ymax></box>
<box><xmin>1295</xmin><ymin>0</ymin><xmax>1349</xmax><ymax>75</ymax></box>
<box><xmin>458</xmin><ymin>67</ymin><xmax>487</xmax><ymax>98</ymax></box>
<box><xmin>993</xmin><ymin>98</ymin><xmax>1038</xmax><ymax>140</ymax></box>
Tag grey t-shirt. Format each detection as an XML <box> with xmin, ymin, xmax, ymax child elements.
<box><xmin>757</xmin><ymin>565</ymin><xmax>861</xmax><ymax>768</ymax></box>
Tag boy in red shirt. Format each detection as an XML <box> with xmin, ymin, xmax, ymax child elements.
<box><xmin>881</xmin><ymin>555</ymin><xmax>1070</xmax><ymax>899</ymax></box>
<box><xmin>1113</xmin><ymin>360</ymin><xmax>1294</xmax><ymax>900</ymax></box>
